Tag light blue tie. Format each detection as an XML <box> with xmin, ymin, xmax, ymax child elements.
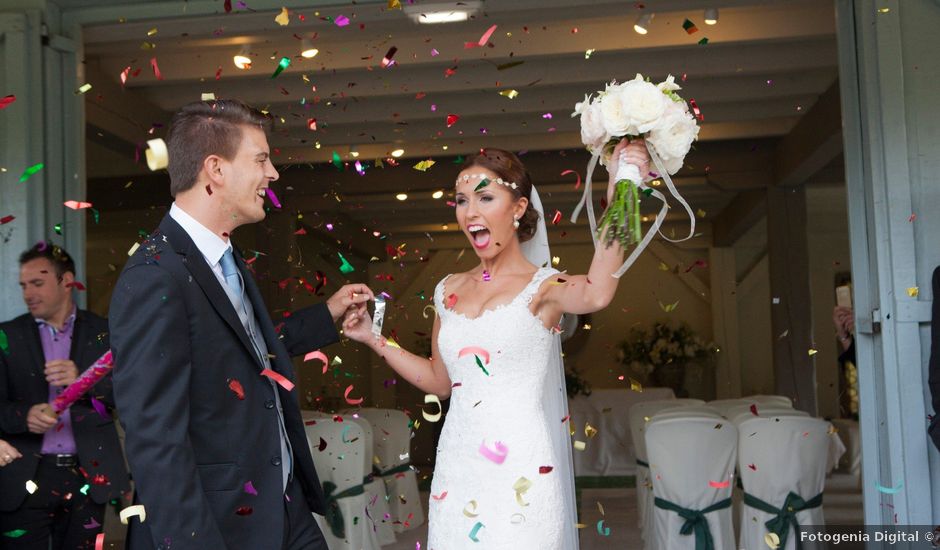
<box><xmin>219</xmin><ymin>248</ymin><xmax>293</xmax><ymax>491</ymax></box>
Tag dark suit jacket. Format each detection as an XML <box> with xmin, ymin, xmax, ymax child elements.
<box><xmin>929</xmin><ymin>266</ymin><xmax>940</xmax><ymax>451</ymax></box>
<box><xmin>0</xmin><ymin>309</ymin><xmax>130</xmax><ymax>511</ymax></box>
<box><xmin>110</xmin><ymin>214</ymin><xmax>338</xmax><ymax>550</ymax></box>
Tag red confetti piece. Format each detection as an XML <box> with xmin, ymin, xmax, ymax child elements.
<box><xmin>0</xmin><ymin>94</ymin><xmax>17</xmax><ymax>109</ymax></box>
<box><xmin>539</xmin><ymin>466</ymin><xmax>554</xmax><ymax>474</ymax></box>
<box><xmin>205</xmin><ymin>184</ymin><xmax>213</xmax><ymax>196</ymax></box>
<box><xmin>224</xmin><ymin>0</ymin><xmax>232</xmax><ymax>12</ymax></box>
<box><xmin>446</xmin><ymin>293</ymin><xmax>458</xmax><ymax>308</ymax></box>
<box><xmin>749</xmin><ymin>404</ymin><xmax>759</xmax><ymax>416</ymax></box>
<box><xmin>0</xmin><ymin>215</ymin><xmax>15</xmax><ymax>225</ymax></box>
<box><xmin>747</xmin><ymin>464</ymin><xmax>757</xmax><ymax>471</ymax></box>
<box><xmin>381</xmin><ymin>46</ymin><xmax>398</xmax><ymax>68</ymax></box>
<box><xmin>684</xmin><ymin>259</ymin><xmax>708</xmax><ymax>273</ymax></box>
<box><xmin>120</xmin><ymin>67</ymin><xmax>131</xmax><ymax>86</ymax></box>
<box><xmin>304</xmin><ymin>350</ymin><xmax>329</xmax><ymax>374</ymax></box>
<box><xmin>307</xmin><ymin>118</ymin><xmax>317</xmax><ymax>131</ymax></box>
<box><xmin>446</xmin><ymin>114</ymin><xmax>459</xmax><ymax>127</ymax></box>
<box><xmin>465</xmin><ymin>24</ymin><xmax>497</xmax><ymax>49</ymax></box>
<box><xmin>431</xmin><ymin>491</ymin><xmax>448</xmax><ymax>500</ymax></box>
<box><xmin>551</xmin><ymin>210</ymin><xmax>562</xmax><ymax>225</ymax></box>
<box><xmin>67</xmin><ymin>281</ymin><xmax>87</xmax><ymax>291</ymax></box>
<box><xmin>228</xmin><ymin>379</ymin><xmax>245</xmax><ymax>400</ymax></box>
<box><xmin>95</xmin><ymin>533</ymin><xmax>105</xmax><ymax>550</ymax></box>
<box><xmin>344</xmin><ymin>384</ymin><xmax>364</xmax><ymax>405</ymax></box>
<box><xmin>215</xmin><ymin>66</ymin><xmax>223</xmax><ymax>80</ymax></box>
<box><xmin>294</xmin><ymin>228</ymin><xmax>307</xmax><ymax>235</ymax></box>
<box><xmin>444</xmin><ymin>66</ymin><xmax>457</xmax><ymax>77</ymax></box>
<box><xmin>908</xmin><ymin>213</ymin><xmax>916</xmax><ymax>222</ymax></box>
<box><xmin>689</xmin><ymin>98</ymin><xmax>703</xmax><ymax>121</ymax></box>
<box><xmin>317</xmin><ymin>437</ymin><xmax>327</xmax><ymax>451</ymax></box>
<box><xmin>64</xmin><ymin>200</ymin><xmax>92</xmax><ymax>210</ymax></box>
<box><xmin>261</xmin><ymin>369</ymin><xmax>294</xmax><ymax>391</ymax></box>
<box><xmin>150</xmin><ymin>57</ymin><xmax>163</xmax><ymax>80</ymax></box>
<box><xmin>235</xmin><ymin>506</ymin><xmax>253</xmax><ymax>516</ymax></box>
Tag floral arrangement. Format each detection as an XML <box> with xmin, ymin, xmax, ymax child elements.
<box><xmin>617</xmin><ymin>322</ymin><xmax>714</xmax><ymax>382</ymax></box>
<box><xmin>570</xmin><ymin>74</ymin><xmax>699</xmax><ymax>278</ymax></box>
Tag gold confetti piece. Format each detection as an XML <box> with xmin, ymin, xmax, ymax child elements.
<box><xmin>584</xmin><ymin>49</ymin><xmax>595</xmax><ymax>59</ymax></box>
<box><xmin>25</xmin><ymin>480</ymin><xmax>38</xmax><ymax>494</ymax></box>
<box><xmin>907</xmin><ymin>286</ymin><xmax>919</xmax><ymax>297</ymax></box>
<box><xmin>808</xmin><ymin>348</ymin><xmax>818</xmax><ymax>356</ymax></box>
<box><xmin>658</xmin><ymin>262</ymin><xmax>670</xmax><ymax>271</ymax></box>
<box><xmin>201</xmin><ymin>93</ymin><xmax>216</xmax><ymax>101</ymax></box>
<box><xmin>696</xmin><ymin>208</ymin><xmax>707</xmax><ymax>218</ymax></box>
<box><xmin>629</xmin><ymin>378</ymin><xmax>643</xmax><ymax>392</ymax></box>
<box><xmin>141</xmin><ymin>42</ymin><xmax>156</xmax><ymax>50</ymax></box>
<box><xmin>147</xmin><ymin>27</ymin><xmax>158</xmax><ymax>36</ymax></box>
<box><xmin>573</xmin><ymin>440</ymin><xmax>586</xmax><ymax>451</ymax></box>
<box><xmin>658</xmin><ymin>300</ymin><xmax>679</xmax><ymax>312</ymax></box>
<box><xmin>585</xmin><ymin>423</ymin><xmax>598</xmax><ymax>439</ymax></box>
<box><xmin>422</xmin><ymin>394</ymin><xmax>442</xmax><ymax>422</ymax></box>
<box><xmin>120</xmin><ymin>504</ymin><xmax>147</xmax><ymax>524</ymax></box>
<box><xmin>413</xmin><ymin>159</ymin><xmax>435</xmax><ymax>171</ymax></box>
<box><xmin>127</xmin><ymin>242</ymin><xmax>140</xmax><ymax>256</ymax></box>
<box><xmin>499</xmin><ymin>89</ymin><xmax>519</xmax><ymax>99</ymax></box>
<box><xmin>386</xmin><ymin>337</ymin><xmax>401</xmax><ymax>349</ymax></box>
<box><xmin>597</xmin><ymin>502</ymin><xmax>605</xmax><ymax>516</ymax></box>
<box><xmin>388</xmin><ymin>0</ymin><xmax>401</xmax><ymax>8</ymax></box>
<box><xmin>275</xmin><ymin>7</ymin><xmax>290</xmax><ymax>25</ymax></box>
<box><xmin>764</xmin><ymin>532</ymin><xmax>780</xmax><ymax>549</ymax></box>
<box><xmin>76</xmin><ymin>83</ymin><xmax>92</xmax><ymax>94</ymax></box>
<box><xmin>877</xmin><ymin>7</ymin><xmax>890</xmax><ymax>13</ymax></box>
<box><xmin>513</xmin><ymin>477</ymin><xmax>532</xmax><ymax>506</ymax></box>
<box><xmin>463</xmin><ymin>500</ymin><xmax>479</xmax><ymax>518</ymax></box>
<box><xmin>422</xmin><ymin>304</ymin><xmax>437</xmax><ymax>319</ymax></box>
<box><xmin>552</xmin><ymin>256</ymin><xmax>560</xmax><ymax>266</ymax></box>
<box><xmin>145</xmin><ymin>138</ymin><xmax>168</xmax><ymax>171</ymax></box>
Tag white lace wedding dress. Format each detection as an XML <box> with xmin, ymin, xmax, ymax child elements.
<box><xmin>428</xmin><ymin>266</ymin><xmax>578</xmax><ymax>549</ymax></box>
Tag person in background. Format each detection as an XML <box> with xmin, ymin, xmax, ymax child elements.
<box><xmin>928</xmin><ymin>266</ymin><xmax>940</xmax><ymax>452</ymax></box>
<box><xmin>0</xmin><ymin>242</ymin><xmax>130</xmax><ymax>550</ymax></box>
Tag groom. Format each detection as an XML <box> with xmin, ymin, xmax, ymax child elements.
<box><xmin>110</xmin><ymin>99</ymin><xmax>372</xmax><ymax>550</ymax></box>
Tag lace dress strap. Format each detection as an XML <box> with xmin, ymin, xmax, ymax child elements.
<box><xmin>519</xmin><ymin>267</ymin><xmax>560</xmax><ymax>305</ymax></box>
<box><xmin>433</xmin><ymin>274</ymin><xmax>454</xmax><ymax>316</ymax></box>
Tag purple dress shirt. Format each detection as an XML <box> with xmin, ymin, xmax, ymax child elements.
<box><xmin>37</xmin><ymin>308</ymin><xmax>78</xmax><ymax>455</ymax></box>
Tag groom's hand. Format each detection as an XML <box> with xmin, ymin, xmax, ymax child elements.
<box><xmin>327</xmin><ymin>283</ymin><xmax>375</xmax><ymax>322</ymax></box>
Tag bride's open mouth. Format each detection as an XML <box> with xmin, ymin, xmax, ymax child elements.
<box><xmin>468</xmin><ymin>224</ymin><xmax>490</xmax><ymax>249</ymax></box>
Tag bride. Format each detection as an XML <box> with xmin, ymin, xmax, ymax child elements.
<box><xmin>342</xmin><ymin>139</ymin><xmax>650</xmax><ymax>549</ymax></box>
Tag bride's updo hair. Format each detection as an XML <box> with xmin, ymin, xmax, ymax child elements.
<box><xmin>460</xmin><ymin>149</ymin><xmax>540</xmax><ymax>243</ymax></box>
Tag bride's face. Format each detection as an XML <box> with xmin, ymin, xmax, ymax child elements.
<box><xmin>454</xmin><ymin>166</ymin><xmax>527</xmax><ymax>260</ymax></box>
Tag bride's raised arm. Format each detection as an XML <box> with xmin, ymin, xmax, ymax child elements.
<box><xmin>343</xmin><ymin>306</ymin><xmax>453</xmax><ymax>399</ymax></box>
<box><xmin>541</xmin><ymin>139</ymin><xmax>651</xmax><ymax>316</ymax></box>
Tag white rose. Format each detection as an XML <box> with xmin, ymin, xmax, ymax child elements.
<box><xmin>579</xmin><ymin>101</ymin><xmax>608</xmax><ymax>152</ymax></box>
<box><xmin>605</xmin><ymin>76</ymin><xmax>668</xmax><ymax>135</ymax></box>
<box><xmin>572</xmin><ymin>93</ymin><xmax>593</xmax><ymax>118</ymax></box>
<box><xmin>648</xmin><ymin>101</ymin><xmax>699</xmax><ymax>172</ymax></box>
<box><xmin>660</xmin><ymin>155</ymin><xmax>684</xmax><ymax>175</ymax></box>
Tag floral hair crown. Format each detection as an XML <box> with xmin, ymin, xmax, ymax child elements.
<box><xmin>455</xmin><ymin>173</ymin><xmax>518</xmax><ymax>190</ymax></box>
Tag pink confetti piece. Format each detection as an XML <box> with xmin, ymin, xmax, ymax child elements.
<box><xmin>560</xmin><ymin>169</ymin><xmax>581</xmax><ymax>190</ymax></box>
<box><xmin>95</xmin><ymin>533</ymin><xmax>105</xmax><ymax>550</ymax></box>
<box><xmin>264</xmin><ymin>188</ymin><xmax>282</xmax><ymax>208</ymax></box>
<box><xmin>304</xmin><ymin>350</ymin><xmax>329</xmax><ymax>373</ymax></box>
<box><xmin>64</xmin><ymin>200</ymin><xmax>93</xmax><ymax>210</ymax></box>
<box><xmin>344</xmin><ymin>384</ymin><xmax>364</xmax><ymax>405</ymax></box>
<box><xmin>244</xmin><ymin>481</ymin><xmax>258</xmax><ymax>495</ymax></box>
<box><xmin>84</xmin><ymin>517</ymin><xmax>101</xmax><ymax>530</ymax></box>
<box><xmin>90</xmin><ymin>397</ymin><xmax>108</xmax><ymax>419</ymax></box>
<box><xmin>150</xmin><ymin>57</ymin><xmax>163</xmax><ymax>80</ymax></box>
<box><xmin>479</xmin><ymin>440</ymin><xmax>509</xmax><ymax>464</ymax></box>
<box><xmin>542</xmin><ymin>112</ymin><xmax>553</xmax><ymax>119</ymax></box>
<box><xmin>431</xmin><ymin>491</ymin><xmax>448</xmax><ymax>500</ymax></box>
<box><xmin>458</xmin><ymin>346</ymin><xmax>490</xmax><ymax>364</ymax></box>
<box><xmin>334</xmin><ymin>14</ymin><xmax>350</xmax><ymax>26</ymax></box>
<box><xmin>0</xmin><ymin>95</ymin><xmax>16</xmax><ymax>109</ymax></box>
<box><xmin>261</xmin><ymin>368</ymin><xmax>294</xmax><ymax>391</ymax></box>
<box><xmin>430</xmin><ymin>48</ymin><xmax>439</xmax><ymax>56</ymax></box>
<box><xmin>708</xmin><ymin>480</ymin><xmax>730</xmax><ymax>489</ymax></box>
<box><xmin>465</xmin><ymin>24</ymin><xmax>497</xmax><ymax>49</ymax></box>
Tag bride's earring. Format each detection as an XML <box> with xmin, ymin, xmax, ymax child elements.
<box><xmin>513</xmin><ymin>217</ymin><xmax>520</xmax><ymax>229</ymax></box>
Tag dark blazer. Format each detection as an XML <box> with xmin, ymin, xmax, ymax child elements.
<box><xmin>929</xmin><ymin>266</ymin><xmax>940</xmax><ymax>452</ymax></box>
<box><xmin>110</xmin><ymin>214</ymin><xmax>338</xmax><ymax>550</ymax></box>
<box><xmin>0</xmin><ymin>309</ymin><xmax>130</xmax><ymax>511</ymax></box>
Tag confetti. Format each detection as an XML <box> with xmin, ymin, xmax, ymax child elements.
<box><xmin>458</xmin><ymin>346</ymin><xmax>490</xmax><ymax>364</ymax></box>
<box><xmin>584</xmin><ymin>422</ymin><xmax>598</xmax><ymax>438</ymax></box>
<box><xmin>227</xmin><ymin>379</ymin><xmax>245</xmax><ymax>400</ymax></box>
<box><xmin>708</xmin><ymin>480</ymin><xmax>730</xmax><ymax>489</ymax></box>
<box><xmin>64</xmin><ymin>200</ymin><xmax>92</xmax><ymax>210</ymax></box>
<box><xmin>512</xmin><ymin>477</ymin><xmax>532</xmax><ymax>506</ymax></box>
<box><xmin>271</xmin><ymin>57</ymin><xmax>291</xmax><ymax>78</ymax></box>
<box><xmin>474</xmin><ymin>180</ymin><xmax>489</xmax><ymax>192</ymax></box>
<box><xmin>145</xmin><ymin>138</ymin><xmax>168</xmax><ymax>171</ymax></box>
<box><xmin>304</xmin><ymin>350</ymin><xmax>329</xmax><ymax>373</ymax></box>
<box><xmin>413</xmin><ymin>159</ymin><xmax>435</xmax><ymax>171</ymax></box>
<box><xmin>150</xmin><ymin>57</ymin><xmax>163</xmax><ymax>80</ymax></box>
<box><xmin>465</xmin><ymin>24</ymin><xmax>497</xmax><ymax>49</ymax></box>
<box><xmin>0</xmin><ymin>215</ymin><xmax>14</xmax><ymax>225</ymax></box>
<box><xmin>560</xmin><ymin>169</ymin><xmax>581</xmax><ymax>190</ymax></box>
<box><xmin>446</xmin><ymin>114</ymin><xmax>460</xmax><ymax>127</ymax></box>
<box><xmin>629</xmin><ymin>378</ymin><xmax>643</xmax><ymax>392</ymax></box>
<box><xmin>468</xmin><ymin>521</ymin><xmax>484</xmax><ymax>542</ymax></box>
<box><xmin>119</xmin><ymin>504</ymin><xmax>146</xmax><ymax>524</ymax></box>
<box><xmin>698</xmin><ymin>37</ymin><xmax>709</xmax><ymax>45</ymax></box>
<box><xmin>689</xmin><ymin>98</ymin><xmax>703</xmax><ymax>121</ymax></box>
<box><xmin>76</xmin><ymin>83</ymin><xmax>92</xmax><ymax>95</ymax></box>
<box><xmin>499</xmin><ymin>89</ymin><xmax>519</xmax><ymax>99</ymax></box>
<box><xmin>274</xmin><ymin>7</ymin><xmax>290</xmax><ymax>25</ymax></box>
<box><xmin>808</xmin><ymin>348</ymin><xmax>818</xmax><ymax>356</ymax></box>
<box><xmin>343</xmin><ymin>384</ymin><xmax>364</xmax><ymax>406</ymax></box>
<box><xmin>551</xmin><ymin>210</ymin><xmax>562</xmax><ymax>225</ymax></box>
<box><xmin>658</xmin><ymin>300</ymin><xmax>679</xmax><ymax>312</ymax></box>
<box><xmin>334</xmin><ymin>15</ymin><xmax>350</xmax><ymax>27</ymax></box>
<box><xmin>764</xmin><ymin>532</ymin><xmax>780</xmax><ymax>549</ymax></box>
<box><xmin>264</xmin><ymin>188</ymin><xmax>282</xmax><ymax>208</ymax></box>
<box><xmin>338</xmin><ymin>252</ymin><xmax>355</xmax><ymax>274</ymax></box>
<box><xmin>573</xmin><ymin>440</ymin><xmax>586</xmax><ymax>451</ymax></box>
<box><xmin>381</xmin><ymin>46</ymin><xmax>398</xmax><ymax>68</ymax></box>
<box><xmin>876</xmin><ymin>481</ymin><xmax>903</xmax><ymax>494</ymax></box>
<box><xmin>422</xmin><ymin>394</ymin><xmax>442</xmax><ymax>422</ymax></box>
<box><xmin>431</xmin><ymin>491</ymin><xmax>448</xmax><ymax>500</ymax></box>
<box><xmin>597</xmin><ymin>520</ymin><xmax>610</xmax><ymax>536</ymax></box>
<box><xmin>95</xmin><ymin>533</ymin><xmax>105</xmax><ymax>550</ymax></box>
<box><xmin>244</xmin><ymin>481</ymin><xmax>258</xmax><ymax>495</ymax></box>
<box><xmin>682</xmin><ymin>19</ymin><xmax>699</xmax><ymax>34</ymax></box>
<box><xmin>25</xmin><ymin>480</ymin><xmax>38</xmax><ymax>494</ymax></box>
<box><xmin>463</xmin><ymin>500</ymin><xmax>479</xmax><ymax>517</ymax></box>
<box><xmin>747</xmin><ymin>464</ymin><xmax>757</xmax><ymax>471</ymax></box>
<box><xmin>3</xmin><ymin>530</ymin><xmax>27</xmax><ymax>538</ymax></box>
<box><xmin>19</xmin><ymin>163</ymin><xmax>44</xmax><ymax>182</ymax></box>
<box><xmin>0</xmin><ymin>95</ymin><xmax>16</xmax><ymax>109</ymax></box>
<box><xmin>479</xmin><ymin>440</ymin><xmax>508</xmax><ymax>464</ymax></box>
<box><xmin>422</xmin><ymin>304</ymin><xmax>437</xmax><ymax>319</ymax></box>
<box><xmin>497</xmin><ymin>60</ymin><xmax>525</xmax><ymax>70</ymax></box>
<box><xmin>388</xmin><ymin>0</ymin><xmax>401</xmax><ymax>8</ymax></box>
<box><xmin>907</xmin><ymin>287</ymin><xmax>919</xmax><ymax>297</ymax></box>
<box><xmin>585</xmin><ymin>49</ymin><xmax>595</xmax><ymax>59</ymax></box>
<box><xmin>261</xmin><ymin>369</ymin><xmax>294</xmax><ymax>391</ymax></box>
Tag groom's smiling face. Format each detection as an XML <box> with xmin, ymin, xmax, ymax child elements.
<box><xmin>454</xmin><ymin>166</ymin><xmax>526</xmax><ymax>259</ymax></box>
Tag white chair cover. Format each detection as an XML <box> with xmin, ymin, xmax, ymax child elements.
<box><xmin>645</xmin><ymin>416</ymin><xmax>738</xmax><ymax>550</ymax></box>
<box><xmin>355</xmin><ymin>408</ymin><xmax>425</xmax><ymax>532</ymax></box>
<box><xmin>737</xmin><ymin>417</ymin><xmax>844</xmax><ymax>550</ymax></box>
<box><xmin>342</xmin><ymin>412</ymin><xmax>397</xmax><ymax>545</ymax></box>
<box><xmin>302</xmin><ymin>411</ymin><xmax>380</xmax><ymax>550</ymax></box>
<box><xmin>706</xmin><ymin>398</ymin><xmax>754</xmax><ymax>417</ymax></box>
<box><xmin>650</xmin><ymin>405</ymin><xmax>722</xmax><ymax>421</ymax></box>
<box><xmin>628</xmin><ymin>398</ymin><xmax>705</xmax><ymax>547</ymax></box>
<box><xmin>728</xmin><ymin>406</ymin><xmax>809</xmax><ymax>426</ymax></box>
<box><xmin>746</xmin><ymin>394</ymin><xmax>793</xmax><ymax>407</ymax></box>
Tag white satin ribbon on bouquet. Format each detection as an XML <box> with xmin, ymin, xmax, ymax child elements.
<box><xmin>569</xmin><ymin>141</ymin><xmax>696</xmax><ymax>278</ymax></box>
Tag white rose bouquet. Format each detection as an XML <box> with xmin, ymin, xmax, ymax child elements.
<box><xmin>571</xmin><ymin>74</ymin><xmax>699</xmax><ymax>277</ymax></box>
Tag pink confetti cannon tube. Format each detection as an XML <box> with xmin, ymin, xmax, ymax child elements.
<box><xmin>51</xmin><ymin>350</ymin><xmax>114</xmax><ymax>414</ymax></box>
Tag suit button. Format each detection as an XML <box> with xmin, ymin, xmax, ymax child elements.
<box><xmin>272</xmin><ymin>456</ymin><xmax>282</xmax><ymax>466</ymax></box>
<box><xmin>265</xmin><ymin>400</ymin><xmax>275</xmax><ymax>409</ymax></box>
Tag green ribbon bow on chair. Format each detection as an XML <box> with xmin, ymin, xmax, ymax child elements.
<box><xmin>654</xmin><ymin>496</ymin><xmax>732</xmax><ymax>550</ymax></box>
<box><xmin>743</xmin><ymin>491</ymin><xmax>823</xmax><ymax>550</ymax></box>
<box><xmin>322</xmin><ymin>481</ymin><xmax>366</xmax><ymax>538</ymax></box>
<box><xmin>372</xmin><ymin>462</ymin><xmax>412</xmax><ymax>478</ymax></box>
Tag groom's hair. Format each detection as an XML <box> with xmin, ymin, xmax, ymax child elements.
<box><xmin>166</xmin><ymin>99</ymin><xmax>273</xmax><ymax>197</ymax></box>
<box><xmin>461</xmin><ymin>149</ymin><xmax>540</xmax><ymax>243</ymax></box>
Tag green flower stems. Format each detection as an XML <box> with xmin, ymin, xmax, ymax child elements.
<box><xmin>597</xmin><ymin>177</ymin><xmax>642</xmax><ymax>248</ymax></box>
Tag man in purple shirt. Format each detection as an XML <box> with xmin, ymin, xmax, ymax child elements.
<box><xmin>0</xmin><ymin>242</ymin><xmax>129</xmax><ymax>550</ymax></box>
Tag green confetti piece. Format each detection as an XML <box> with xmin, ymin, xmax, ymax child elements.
<box><xmin>453</xmin><ymin>155</ymin><xmax>465</xmax><ymax>164</ymax></box>
<box><xmin>75</xmin><ymin>83</ymin><xmax>93</xmax><ymax>94</ymax></box>
<box><xmin>468</xmin><ymin>522</ymin><xmax>484</xmax><ymax>542</ymax></box>
<box><xmin>53</xmin><ymin>223</ymin><xmax>62</xmax><ymax>235</ymax></box>
<box><xmin>698</xmin><ymin>37</ymin><xmax>709</xmax><ymax>45</ymax></box>
<box><xmin>474</xmin><ymin>179</ymin><xmax>489</xmax><ymax>192</ymax></box>
<box><xmin>91</xmin><ymin>208</ymin><xmax>100</xmax><ymax>224</ymax></box>
<box><xmin>0</xmin><ymin>329</ymin><xmax>9</xmax><ymax>355</ymax></box>
<box><xmin>338</xmin><ymin>252</ymin><xmax>355</xmax><ymax>274</ymax></box>
<box><xmin>2</xmin><ymin>529</ymin><xmax>26</xmax><ymax>538</ymax></box>
<box><xmin>271</xmin><ymin>56</ymin><xmax>291</xmax><ymax>78</ymax></box>
<box><xmin>682</xmin><ymin>19</ymin><xmax>698</xmax><ymax>33</ymax></box>
<box><xmin>597</xmin><ymin>519</ymin><xmax>610</xmax><ymax>536</ymax></box>
<box><xmin>80</xmin><ymin>484</ymin><xmax>90</xmax><ymax>495</ymax></box>
<box><xmin>332</xmin><ymin>151</ymin><xmax>342</xmax><ymax>170</ymax></box>
<box><xmin>642</xmin><ymin>188</ymin><xmax>654</xmax><ymax>197</ymax></box>
<box><xmin>19</xmin><ymin>162</ymin><xmax>44</xmax><ymax>182</ymax></box>
<box><xmin>475</xmin><ymin>355</ymin><xmax>489</xmax><ymax>376</ymax></box>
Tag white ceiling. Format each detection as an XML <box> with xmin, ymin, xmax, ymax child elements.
<box><xmin>79</xmin><ymin>0</ymin><xmax>840</xmax><ymax>248</ymax></box>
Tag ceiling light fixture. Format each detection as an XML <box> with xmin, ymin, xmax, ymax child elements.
<box><xmin>403</xmin><ymin>1</ymin><xmax>481</xmax><ymax>24</ymax></box>
<box><xmin>432</xmin><ymin>190</ymin><xmax>444</xmax><ymax>199</ymax></box>
<box><xmin>634</xmin><ymin>13</ymin><xmax>653</xmax><ymax>34</ymax></box>
<box><xmin>391</xmin><ymin>148</ymin><xmax>405</xmax><ymax>158</ymax></box>
<box><xmin>704</xmin><ymin>7</ymin><xmax>719</xmax><ymax>25</ymax></box>
<box><xmin>300</xmin><ymin>38</ymin><xmax>319</xmax><ymax>58</ymax></box>
<box><xmin>349</xmin><ymin>145</ymin><xmax>359</xmax><ymax>158</ymax></box>
<box><xmin>396</xmin><ymin>193</ymin><xmax>408</xmax><ymax>201</ymax></box>
<box><xmin>233</xmin><ymin>47</ymin><xmax>252</xmax><ymax>70</ymax></box>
